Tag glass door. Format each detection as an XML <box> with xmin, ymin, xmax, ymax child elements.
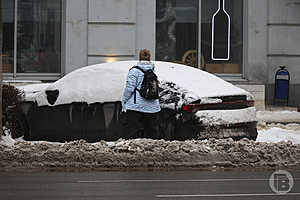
<box><xmin>1</xmin><ymin>0</ymin><xmax>62</xmax><ymax>77</ymax></box>
<box><xmin>1</xmin><ymin>0</ymin><xmax>15</xmax><ymax>74</ymax></box>
<box><xmin>17</xmin><ymin>0</ymin><xmax>61</xmax><ymax>73</ymax></box>
<box><xmin>156</xmin><ymin>0</ymin><xmax>199</xmax><ymax>68</ymax></box>
<box><xmin>155</xmin><ymin>0</ymin><xmax>243</xmax><ymax>73</ymax></box>
<box><xmin>201</xmin><ymin>0</ymin><xmax>243</xmax><ymax>74</ymax></box>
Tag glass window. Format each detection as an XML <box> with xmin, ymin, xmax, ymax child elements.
<box><xmin>201</xmin><ymin>0</ymin><xmax>243</xmax><ymax>73</ymax></box>
<box><xmin>156</xmin><ymin>0</ymin><xmax>199</xmax><ymax>68</ymax></box>
<box><xmin>1</xmin><ymin>0</ymin><xmax>15</xmax><ymax>73</ymax></box>
<box><xmin>17</xmin><ymin>0</ymin><xmax>61</xmax><ymax>73</ymax></box>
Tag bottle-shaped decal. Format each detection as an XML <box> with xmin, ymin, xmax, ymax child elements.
<box><xmin>211</xmin><ymin>0</ymin><xmax>231</xmax><ymax>60</ymax></box>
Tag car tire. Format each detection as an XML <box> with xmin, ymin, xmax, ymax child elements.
<box><xmin>7</xmin><ymin>111</ymin><xmax>30</xmax><ymax>139</ymax></box>
<box><xmin>158</xmin><ymin>109</ymin><xmax>177</xmax><ymax>140</ymax></box>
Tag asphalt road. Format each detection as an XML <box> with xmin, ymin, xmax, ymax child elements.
<box><xmin>0</xmin><ymin>169</ymin><xmax>299</xmax><ymax>200</ymax></box>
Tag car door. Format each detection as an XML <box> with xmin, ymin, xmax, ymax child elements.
<box><xmin>102</xmin><ymin>102</ymin><xmax>122</xmax><ymax>141</ymax></box>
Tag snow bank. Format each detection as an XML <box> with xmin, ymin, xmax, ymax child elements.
<box><xmin>0</xmin><ymin>134</ymin><xmax>16</xmax><ymax>147</ymax></box>
<box><xmin>0</xmin><ymin>128</ymin><xmax>26</xmax><ymax>147</ymax></box>
<box><xmin>257</xmin><ymin>127</ymin><xmax>300</xmax><ymax>144</ymax></box>
<box><xmin>20</xmin><ymin>61</ymin><xmax>252</xmax><ymax>107</ymax></box>
<box><xmin>257</xmin><ymin>111</ymin><xmax>300</xmax><ymax>123</ymax></box>
<box><xmin>1</xmin><ymin>138</ymin><xmax>300</xmax><ymax>171</ymax></box>
<box><xmin>256</xmin><ymin>122</ymin><xmax>300</xmax><ymax>144</ymax></box>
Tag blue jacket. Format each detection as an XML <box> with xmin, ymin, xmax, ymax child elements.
<box><xmin>122</xmin><ymin>61</ymin><xmax>161</xmax><ymax>113</ymax></box>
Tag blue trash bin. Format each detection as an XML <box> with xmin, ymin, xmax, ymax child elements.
<box><xmin>274</xmin><ymin>66</ymin><xmax>290</xmax><ymax>105</ymax></box>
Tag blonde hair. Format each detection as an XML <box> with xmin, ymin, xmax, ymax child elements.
<box><xmin>139</xmin><ymin>49</ymin><xmax>151</xmax><ymax>61</ymax></box>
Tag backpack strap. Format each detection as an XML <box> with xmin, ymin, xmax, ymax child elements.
<box><xmin>130</xmin><ymin>66</ymin><xmax>145</xmax><ymax>73</ymax></box>
<box><xmin>134</xmin><ymin>88</ymin><xmax>137</xmax><ymax>104</ymax></box>
<box><xmin>129</xmin><ymin>66</ymin><xmax>144</xmax><ymax>104</ymax></box>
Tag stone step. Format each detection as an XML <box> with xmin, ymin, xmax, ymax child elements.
<box><xmin>265</xmin><ymin>105</ymin><xmax>299</xmax><ymax>112</ymax></box>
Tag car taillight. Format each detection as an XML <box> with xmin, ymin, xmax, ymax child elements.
<box><xmin>182</xmin><ymin>100</ymin><xmax>255</xmax><ymax>112</ymax></box>
<box><xmin>183</xmin><ymin>104</ymin><xmax>203</xmax><ymax>112</ymax></box>
<box><xmin>245</xmin><ymin>100</ymin><xmax>255</xmax><ymax>107</ymax></box>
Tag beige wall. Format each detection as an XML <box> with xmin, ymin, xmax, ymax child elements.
<box><xmin>65</xmin><ymin>0</ymin><xmax>156</xmax><ymax>69</ymax></box>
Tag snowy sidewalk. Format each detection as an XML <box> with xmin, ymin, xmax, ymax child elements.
<box><xmin>257</xmin><ymin>110</ymin><xmax>300</xmax><ymax>123</ymax></box>
<box><xmin>256</xmin><ymin>110</ymin><xmax>300</xmax><ymax>145</ymax></box>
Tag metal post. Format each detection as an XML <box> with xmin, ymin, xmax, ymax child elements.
<box><xmin>198</xmin><ymin>0</ymin><xmax>201</xmax><ymax>69</ymax></box>
<box><xmin>13</xmin><ymin>0</ymin><xmax>17</xmax><ymax>78</ymax></box>
<box><xmin>0</xmin><ymin>0</ymin><xmax>3</xmax><ymax>138</ymax></box>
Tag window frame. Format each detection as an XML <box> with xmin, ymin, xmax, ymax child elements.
<box><xmin>199</xmin><ymin>0</ymin><xmax>246</xmax><ymax>79</ymax></box>
<box><xmin>3</xmin><ymin>0</ymin><xmax>64</xmax><ymax>81</ymax></box>
<box><xmin>154</xmin><ymin>0</ymin><xmax>247</xmax><ymax>80</ymax></box>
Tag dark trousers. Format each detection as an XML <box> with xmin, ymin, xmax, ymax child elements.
<box><xmin>121</xmin><ymin>110</ymin><xmax>160</xmax><ymax>140</ymax></box>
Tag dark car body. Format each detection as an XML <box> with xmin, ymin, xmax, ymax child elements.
<box><xmin>18</xmin><ymin>61</ymin><xmax>258</xmax><ymax>142</ymax></box>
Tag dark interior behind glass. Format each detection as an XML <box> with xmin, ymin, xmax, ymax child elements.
<box><xmin>156</xmin><ymin>0</ymin><xmax>198</xmax><ymax>68</ymax></box>
<box><xmin>17</xmin><ymin>0</ymin><xmax>61</xmax><ymax>73</ymax></box>
<box><xmin>201</xmin><ymin>0</ymin><xmax>243</xmax><ymax>74</ymax></box>
<box><xmin>1</xmin><ymin>0</ymin><xmax>14</xmax><ymax>73</ymax></box>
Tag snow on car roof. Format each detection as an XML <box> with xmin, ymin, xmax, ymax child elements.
<box><xmin>22</xmin><ymin>61</ymin><xmax>251</xmax><ymax>106</ymax></box>
<box><xmin>155</xmin><ymin>61</ymin><xmax>250</xmax><ymax>98</ymax></box>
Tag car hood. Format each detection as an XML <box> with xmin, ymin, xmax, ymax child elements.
<box><xmin>20</xmin><ymin>61</ymin><xmax>253</xmax><ymax>107</ymax></box>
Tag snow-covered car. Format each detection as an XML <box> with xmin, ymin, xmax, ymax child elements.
<box><xmin>18</xmin><ymin>61</ymin><xmax>257</xmax><ymax>142</ymax></box>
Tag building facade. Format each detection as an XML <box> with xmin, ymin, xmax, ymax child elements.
<box><xmin>1</xmin><ymin>0</ymin><xmax>300</xmax><ymax>108</ymax></box>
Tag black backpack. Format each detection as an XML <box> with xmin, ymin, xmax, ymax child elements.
<box><xmin>131</xmin><ymin>66</ymin><xmax>159</xmax><ymax>103</ymax></box>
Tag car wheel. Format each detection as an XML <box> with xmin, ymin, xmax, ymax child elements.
<box><xmin>7</xmin><ymin>111</ymin><xmax>29</xmax><ymax>139</ymax></box>
<box><xmin>158</xmin><ymin>109</ymin><xmax>177</xmax><ymax>140</ymax></box>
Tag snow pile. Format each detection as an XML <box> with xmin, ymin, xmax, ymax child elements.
<box><xmin>257</xmin><ymin>122</ymin><xmax>300</xmax><ymax>131</ymax></box>
<box><xmin>256</xmin><ymin>122</ymin><xmax>300</xmax><ymax>144</ymax></box>
<box><xmin>1</xmin><ymin>138</ymin><xmax>300</xmax><ymax>170</ymax></box>
<box><xmin>257</xmin><ymin>111</ymin><xmax>300</xmax><ymax>123</ymax></box>
<box><xmin>256</xmin><ymin>110</ymin><xmax>300</xmax><ymax>144</ymax></box>
<box><xmin>0</xmin><ymin>133</ymin><xmax>16</xmax><ymax>147</ymax></box>
<box><xmin>257</xmin><ymin>127</ymin><xmax>300</xmax><ymax>144</ymax></box>
<box><xmin>0</xmin><ymin>128</ymin><xmax>26</xmax><ymax>147</ymax></box>
<box><xmin>19</xmin><ymin>61</ymin><xmax>252</xmax><ymax>107</ymax></box>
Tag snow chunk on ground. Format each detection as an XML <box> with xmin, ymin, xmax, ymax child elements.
<box><xmin>0</xmin><ymin>134</ymin><xmax>16</xmax><ymax>147</ymax></box>
<box><xmin>257</xmin><ymin>111</ymin><xmax>300</xmax><ymax>123</ymax></box>
<box><xmin>257</xmin><ymin>127</ymin><xmax>300</xmax><ymax>144</ymax></box>
<box><xmin>256</xmin><ymin>122</ymin><xmax>300</xmax><ymax>144</ymax></box>
<box><xmin>0</xmin><ymin>128</ymin><xmax>25</xmax><ymax>146</ymax></box>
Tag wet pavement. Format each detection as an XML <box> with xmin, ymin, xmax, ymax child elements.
<box><xmin>0</xmin><ymin>169</ymin><xmax>299</xmax><ymax>200</ymax></box>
